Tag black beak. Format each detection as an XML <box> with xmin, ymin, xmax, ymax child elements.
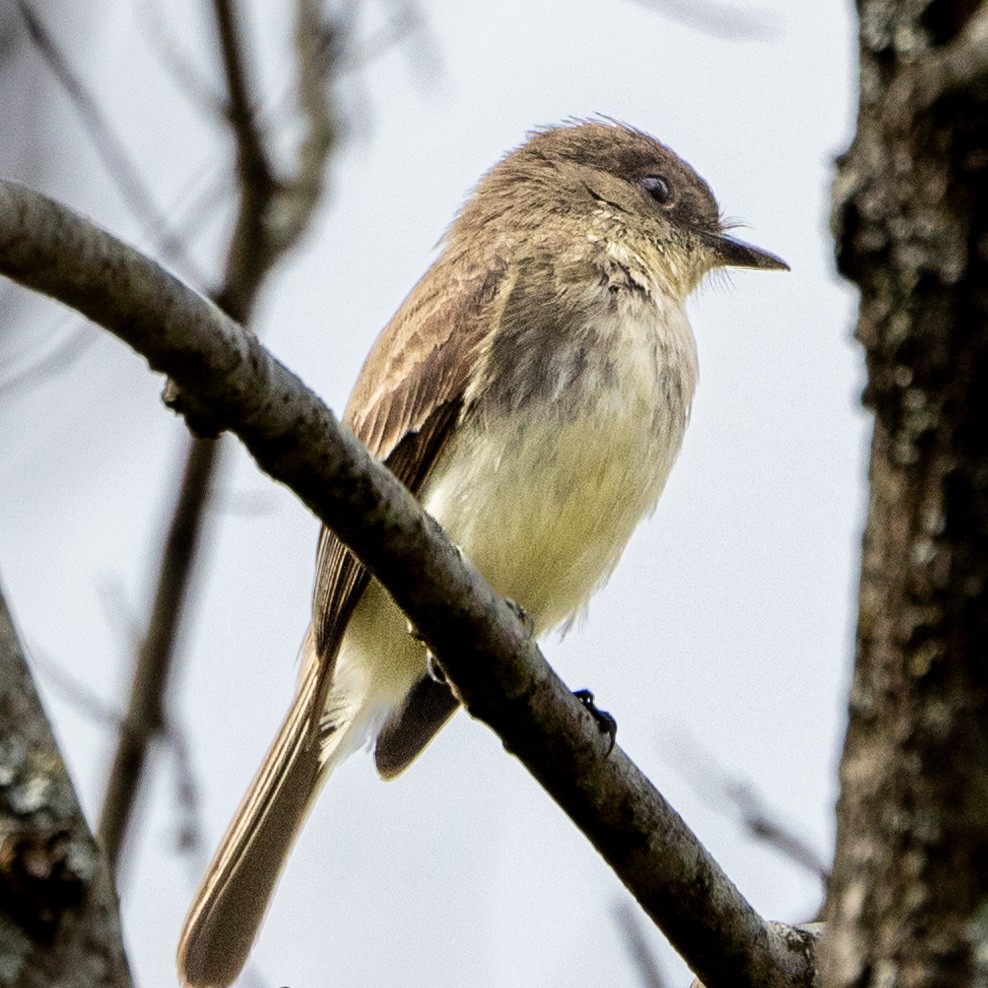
<box><xmin>700</xmin><ymin>230</ymin><xmax>790</xmax><ymax>271</ymax></box>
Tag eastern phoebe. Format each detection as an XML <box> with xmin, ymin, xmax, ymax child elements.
<box><xmin>178</xmin><ymin>120</ymin><xmax>787</xmax><ymax>987</ymax></box>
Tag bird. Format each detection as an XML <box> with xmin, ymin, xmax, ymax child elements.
<box><xmin>177</xmin><ymin>119</ymin><xmax>787</xmax><ymax>987</ymax></box>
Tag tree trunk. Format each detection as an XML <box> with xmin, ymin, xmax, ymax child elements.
<box><xmin>0</xmin><ymin>584</ymin><xmax>133</xmax><ymax>988</ymax></box>
<box><xmin>822</xmin><ymin>2</ymin><xmax>988</xmax><ymax>986</ymax></box>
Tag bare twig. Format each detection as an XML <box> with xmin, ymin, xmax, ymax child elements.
<box><xmin>97</xmin><ymin>437</ymin><xmax>219</xmax><ymax>870</ymax></box>
<box><xmin>664</xmin><ymin>729</ymin><xmax>829</xmax><ymax>883</ymax></box>
<box><xmin>15</xmin><ymin>1</ymin><xmax>205</xmax><ymax>281</ymax></box>
<box><xmin>626</xmin><ymin>0</ymin><xmax>781</xmax><ymax>42</ymax></box>
<box><xmin>27</xmin><ymin>648</ymin><xmax>125</xmax><ymax>733</ymax></box>
<box><xmin>272</xmin><ymin>0</ymin><xmax>337</xmax><ymax>255</ymax></box>
<box><xmin>130</xmin><ymin>1</ymin><xmax>418</xmax><ymax>267</ymax></box>
<box><xmin>339</xmin><ymin>2</ymin><xmax>429</xmax><ymax>73</ymax></box>
<box><xmin>210</xmin><ymin>0</ymin><xmax>278</xmax><ymax>308</ymax></box>
<box><xmin>165</xmin><ymin>717</ymin><xmax>205</xmax><ymax>859</ymax></box>
<box><xmin>96</xmin><ymin>0</ymin><xmax>338</xmax><ymax>877</ymax></box>
<box><xmin>0</xmin><ymin>317</ymin><xmax>97</xmax><ymax>397</ymax></box>
<box><xmin>28</xmin><ymin>645</ymin><xmax>208</xmax><ymax>873</ymax></box>
<box><xmin>615</xmin><ymin>901</ymin><xmax>667</xmax><ymax>988</ymax></box>
<box><xmin>0</xmin><ymin>181</ymin><xmax>818</xmax><ymax>988</ymax></box>
<box><xmin>94</xmin><ymin>575</ymin><xmax>142</xmax><ymax>657</ymax></box>
<box><xmin>136</xmin><ymin>0</ymin><xmax>225</xmax><ymax>119</ymax></box>
<box><xmin>0</xmin><ymin>581</ymin><xmax>133</xmax><ymax>988</ymax></box>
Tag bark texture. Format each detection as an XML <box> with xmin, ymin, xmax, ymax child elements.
<box><xmin>0</xmin><ymin>584</ymin><xmax>132</xmax><ymax>988</ymax></box>
<box><xmin>822</xmin><ymin>2</ymin><xmax>988</xmax><ymax>986</ymax></box>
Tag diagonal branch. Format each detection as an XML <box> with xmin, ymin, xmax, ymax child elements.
<box><xmin>0</xmin><ymin>180</ymin><xmax>818</xmax><ymax>988</ymax></box>
<box><xmin>273</xmin><ymin>0</ymin><xmax>337</xmax><ymax>255</ymax></box>
<box><xmin>16</xmin><ymin>0</ymin><xmax>205</xmax><ymax>281</ymax></box>
<box><xmin>210</xmin><ymin>0</ymin><xmax>278</xmax><ymax>306</ymax></box>
<box><xmin>97</xmin><ymin>437</ymin><xmax>219</xmax><ymax>870</ymax></box>
<box><xmin>625</xmin><ymin>0</ymin><xmax>781</xmax><ymax>42</ymax></box>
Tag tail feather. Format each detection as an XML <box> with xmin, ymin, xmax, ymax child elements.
<box><xmin>178</xmin><ymin>656</ymin><xmax>362</xmax><ymax>987</ymax></box>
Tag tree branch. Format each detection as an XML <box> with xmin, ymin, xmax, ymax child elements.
<box><xmin>97</xmin><ymin>438</ymin><xmax>218</xmax><ymax>871</ymax></box>
<box><xmin>15</xmin><ymin>0</ymin><xmax>204</xmax><ymax>281</ymax></box>
<box><xmin>0</xmin><ymin>180</ymin><xmax>817</xmax><ymax>988</ymax></box>
<box><xmin>625</xmin><ymin>0</ymin><xmax>781</xmax><ymax>42</ymax></box>
<box><xmin>0</xmin><ymin>580</ymin><xmax>133</xmax><ymax>988</ymax></box>
<box><xmin>210</xmin><ymin>0</ymin><xmax>277</xmax><ymax>306</ymax></box>
<box><xmin>96</xmin><ymin>0</ymin><xmax>338</xmax><ymax>873</ymax></box>
<box><xmin>823</xmin><ymin>3</ymin><xmax>988</xmax><ymax>982</ymax></box>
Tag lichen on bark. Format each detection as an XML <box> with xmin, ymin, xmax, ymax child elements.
<box><xmin>822</xmin><ymin>2</ymin><xmax>988</xmax><ymax>986</ymax></box>
<box><xmin>0</xmin><ymin>586</ymin><xmax>132</xmax><ymax>988</ymax></box>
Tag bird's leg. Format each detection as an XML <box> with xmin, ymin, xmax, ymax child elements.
<box><xmin>402</xmin><ymin>619</ymin><xmax>447</xmax><ymax>684</ymax></box>
<box><xmin>573</xmin><ymin>689</ymin><xmax>617</xmax><ymax>755</ymax></box>
<box><xmin>426</xmin><ymin>650</ymin><xmax>447</xmax><ymax>684</ymax></box>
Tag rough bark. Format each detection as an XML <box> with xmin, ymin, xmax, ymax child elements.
<box><xmin>822</xmin><ymin>2</ymin><xmax>988</xmax><ymax>986</ymax></box>
<box><xmin>0</xmin><ymin>583</ymin><xmax>132</xmax><ymax>988</ymax></box>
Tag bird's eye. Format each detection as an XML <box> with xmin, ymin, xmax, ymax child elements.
<box><xmin>642</xmin><ymin>175</ymin><xmax>673</xmax><ymax>205</ymax></box>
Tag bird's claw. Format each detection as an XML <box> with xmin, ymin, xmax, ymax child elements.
<box><xmin>574</xmin><ymin>689</ymin><xmax>617</xmax><ymax>755</ymax></box>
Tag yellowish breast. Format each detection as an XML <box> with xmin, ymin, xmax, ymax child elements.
<box><xmin>422</xmin><ymin>302</ymin><xmax>697</xmax><ymax>635</ymax></box>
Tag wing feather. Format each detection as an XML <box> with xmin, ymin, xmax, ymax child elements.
<box><xmin>309</xmin><ymin>255</ymin><xmax>509</xmax><ymax>724</ymax></box>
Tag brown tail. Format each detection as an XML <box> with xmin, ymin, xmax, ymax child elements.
<box><xmin>177</xmin><ymin>656</ymin><xmax>356</xmax><ymax>987</ymax></box>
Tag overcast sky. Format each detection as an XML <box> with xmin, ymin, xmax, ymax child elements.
<box><xmin>0</xmin><ymin>2</ymin><xmax>862</xmax><ymax>985</ymax></box>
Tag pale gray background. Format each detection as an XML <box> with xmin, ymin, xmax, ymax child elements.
<box><xmin>0</xmin><ymin>1</ymin><xmax>862</xmax><ymax>984</ymax></box>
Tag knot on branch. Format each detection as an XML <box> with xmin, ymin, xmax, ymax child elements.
<box><xmin>162</xmin><ymin>379</ymin><xmax>227</xmax><ymax>439</ymax></box>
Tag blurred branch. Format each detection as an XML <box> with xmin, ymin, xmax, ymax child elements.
<box><xmin>28</xmin><ymin>648</ymin><xmax>125</xmax><ymax>732</ymax></box>
<box><xmin>276</xmin><ymin>0</ymin><xmax>337</xmax><ymax>253</ymax></box>
<box><xmin>0</xmin><ymin>581</ymin><xmax>133</xmax><ymax>987</ymax></box>
<box><xmin>614</xmin><ymin>901</ymin><xmax>666</xmax><ymax>988</ymax></box>
<box><xmin>166</xmin><ymin>718</ymin><xmax>205</xmax><ymax>860</ymax></box>
<box><xmin>139</xmin><ymin>1</ymin><xmax>422</xmax><ymax>267</ymax></box>
<box><xmin>0</xmin><ymin>181</ymin><xmax>818</xmax><ymax>988</ymax></box>
<box><xmin>210</xmin><ymin>0</ymin><xmax>277</xmax><ymax>303</ymax></box>
<box><xmin>96</xmin><ymin>0</ymin><xmax>339</xmax><ymax>876</ymax></box>
<box><xmin>96</xmin><ymin>439</ymin><xmax>219</xmax><ymax>872</ymax></box>
<box><xmin>28</xmin><ymin>645</ymin><xmax>207</xmax><ymax>874</ymax></box>
<box><xmin>342</xmin><ymin>3</ymin><xmax>423</xmax><ymax>68</ymax></box>
<box><xmin>15</xmin><ymin>0</ymin><xmax>205</xmax><ymax>281</ymax></box>
<box><xmin>0</xmin><ymin>318</ymin><xmax>97</xmax><ymax>398</ymax></box>
<box><xmin>137</xmin><ymin>0</ymin><xmax>225</xmax><ymax>119</ymax></box>
<box><xmin>664</xmin><ymin>729</ymin><xmax>829</xmax><ymax>884</ymax></box>
<box><xmin>626</xmin><ymin>0</ymin><xmax>781</xmax><ymax>42</ymax></box>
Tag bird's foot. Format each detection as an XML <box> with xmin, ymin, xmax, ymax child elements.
<box><xmin>574</xmin><ymin>689</ymin><xmax>617</xmax><ymax>755</ymax></box>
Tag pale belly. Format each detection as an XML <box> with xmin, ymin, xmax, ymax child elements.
<box><xmin>331</xmin><ymin>395</ymin><xmax>686</xmax><ymax>737</ymax></box>
<box><xmin>334</xmin><ymin>299</ymin><xmax>696</xmax><ymax>723</ymax></box>
<box><xmin>420</xmin><ymin>402</ymin><xmax>683</xmax><ymax>635</ymax></box>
